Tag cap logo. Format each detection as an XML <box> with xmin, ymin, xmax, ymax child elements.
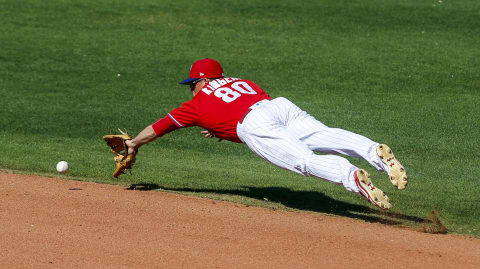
<box><xmin>199</xmin><ymin>72</ymin><xmax>204</xmax><ymax>76</ymax></box>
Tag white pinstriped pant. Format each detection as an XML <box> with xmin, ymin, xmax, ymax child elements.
<box><xmin>236</xmin><ymin>97</ymin><xmax>386</xmax><ymax>194</ymax></box>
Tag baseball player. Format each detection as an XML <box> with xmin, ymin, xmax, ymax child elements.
<box><xmin>123</xmin><ymin>58</ymin><xmax>408</xmax><ymax>210</ymax></box>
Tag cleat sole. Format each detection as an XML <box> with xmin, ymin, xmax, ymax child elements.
<box><xmin>377</xmin><ymin>144</ymin><xmax>408</xmax><ymax>190</ymax></box>
<box><xmin>354</xmin><ymin>169</ymin><xmax>392</xmax><ymax>210</ymax></box>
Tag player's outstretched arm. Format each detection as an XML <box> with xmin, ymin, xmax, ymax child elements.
<box><xmin>126</xmin><ymin>125</ymin><xmax>157</xmax><ymax>154</ymax></box>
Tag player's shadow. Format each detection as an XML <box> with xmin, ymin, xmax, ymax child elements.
<box><xmin>127</xmin><ymin>183</ymin><xmax>424</xmax><ymax>226</ymax></box>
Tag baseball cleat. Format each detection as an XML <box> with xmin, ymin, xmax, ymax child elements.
<box><xmin>354</xmin><ymin>169</ymin><xmax>392</xmax><ymax>210</ymax></box>
<box><xmin>377</xmin><ymin>144</ymin><xmax>408</xmax><ymax>190</ymax></box>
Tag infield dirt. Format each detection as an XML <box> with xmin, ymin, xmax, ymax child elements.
<box><xmin>1</xmin><ymin>172</ymin><xmax>479</xmax><ymax>268</ymax></box>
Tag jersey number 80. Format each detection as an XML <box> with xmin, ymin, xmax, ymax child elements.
<box><xmin>202</xmin><ymin>81</ymin><xmax>256</xmax><ymax>103</ymax></box>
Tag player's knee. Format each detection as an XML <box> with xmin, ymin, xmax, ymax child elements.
<box><xmin>301</xmin><ymin>154</ymin><xmax>353</xmax><ymax>177</ymax></box>
<box><xmin>292</xmin><ymin>153</ymin><xmax>314</xmax><ymax>176</ymax></box>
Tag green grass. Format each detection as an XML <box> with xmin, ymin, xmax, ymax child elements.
<box><xmin>1</xmin><ymin>0</ymin><xmax>479</xmax><ymax>236</ymax></box>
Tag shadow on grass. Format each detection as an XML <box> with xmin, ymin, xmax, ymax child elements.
<box><xmin>127</xmin><ymin>183</ymin><xmax>424</xmax><ymax>226</ymax></box>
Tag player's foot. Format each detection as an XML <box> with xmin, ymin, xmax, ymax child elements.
<box><xmin>354</xmin><ymin>169</ymin><xmax>392</xmax><ymax>210</ymax></box>
<box><xmin>377</xmin><ymin>144</ymin><xmax>408</xmax><ymax>190</ymax></box>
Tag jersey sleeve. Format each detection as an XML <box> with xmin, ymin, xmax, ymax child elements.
<box><xmin>166</xmin><ymin>100</ymin><xmax>199</xmax><ymax>128</ymax></box>
<box><xmin>151</xmin><ymin>116</ymin><xmax>179</xmax><ymax>137</ymax></box>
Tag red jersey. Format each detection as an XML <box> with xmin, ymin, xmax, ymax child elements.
<box><xmin>152</xmin><ymin>78</ymin><xmax>271</xmax><ymax>143</ymax></box>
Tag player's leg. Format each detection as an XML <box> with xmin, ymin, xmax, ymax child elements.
<box><xmin>287</xmin><ymin>112</ymin><xmax>385</xmax><ymax>170</ymax></box>
<box><xmin>280</xmin><ymin>98</ymin><xmax>407</xmax><ymax>189</ymax></box>
<box><xmin>236</xmin><ymin>99</ymin><xmax>391</xmax><ymax>209</ymax></box>
<box><xmin>291</xmin><ymin>117</ymin><xmax>408</xmax><ymax>189</ymax></box>
<box><xmin>240</xmin><ymin>120</ymin><xmax>358</xmax><ymax>191</ymax></box>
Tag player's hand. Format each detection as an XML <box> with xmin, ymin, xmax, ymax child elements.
<box><xmin>201</xmin><ymin>130</ymin><xmax>223</xmax><ymax>142</ymax></box>
<box><xmin>125</xmin><ymin>139</ymin><xmax>137</xmax><ymax>155</ymax></box>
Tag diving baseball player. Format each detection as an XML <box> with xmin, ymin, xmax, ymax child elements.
<box><xmin>111</xmin><ymin>58</ymin><xmax>408</xmax><ymax>210</ymax></box>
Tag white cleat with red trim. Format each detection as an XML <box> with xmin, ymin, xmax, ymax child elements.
<box><xmin>377</xmin><ymin>144</ymin><xmax>408</xmax><ymax>190</ymax></box>
<box><xmin>354</xmin><ymin>169</ymin><xmax>392</xmax><ymax>210</ymax></box>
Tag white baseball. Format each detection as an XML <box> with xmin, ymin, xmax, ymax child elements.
<box><xmin>56</xmin><ymin>161</ymin><xmax>69</xmax><ymax>174</ymax></box>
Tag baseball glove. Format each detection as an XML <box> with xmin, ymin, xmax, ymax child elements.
<box><xmin>103</xmin><ymin>129</ymin><xmax>137</xmax><ymax>178</ymax></box>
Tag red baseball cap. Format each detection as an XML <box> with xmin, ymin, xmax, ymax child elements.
<box><xmin>179</xmin><ymin>58</ymin><xmax>224</xmax><ymax>84</ymax></box>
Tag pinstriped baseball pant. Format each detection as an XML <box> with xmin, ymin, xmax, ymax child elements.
<box><xmin>236</xmin><ymin>97</ymin><xmax>386</xmax><ymax>194</ymax></box>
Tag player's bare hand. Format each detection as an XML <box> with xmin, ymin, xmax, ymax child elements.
<box><xmin>201</xmin><ymin>130</ymin><xmax>214</xmax><ymax>138</ymax></box>
<box><xmin>201</xmin><ymin>130</ymin><xmax>223</xmax><ymax>142</ymax></box>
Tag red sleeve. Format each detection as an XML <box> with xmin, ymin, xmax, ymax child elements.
<box><xmin>151</xmin><ymin>116</ymin><xmax>179</xmax><ymax>137</ymax></box>
<box><xmin>168</xmin><ymin>100</ymin><xmax>199</xmax><ymax>128</ymax></box>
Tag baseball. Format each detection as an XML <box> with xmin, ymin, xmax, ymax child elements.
<box><xmin>56</xmin><ymin>161</ymin><xmax>69</xmax><ymax>174</ymax></box>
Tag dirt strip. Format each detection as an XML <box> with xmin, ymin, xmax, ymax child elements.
<box><xmin>1</xmin><ymin>172</ymin><xmax>479</xmax><ymax>268</ymax></box>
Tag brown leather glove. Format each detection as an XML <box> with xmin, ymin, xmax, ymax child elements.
<box><xmin>103</xmin><ymin>130</ymin><xmax>137</xmax><ymax>178</ymax></box>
